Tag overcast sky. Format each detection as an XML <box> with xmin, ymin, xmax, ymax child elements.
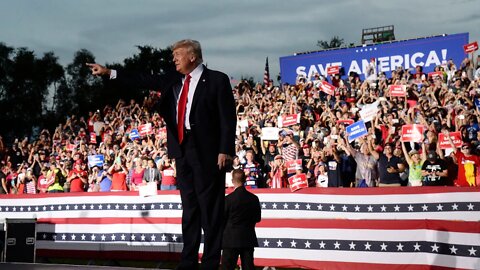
<box><xmin>0</xmin><ymin>0</ymin><xmax>478</xmax><ymax>82</ymax></box>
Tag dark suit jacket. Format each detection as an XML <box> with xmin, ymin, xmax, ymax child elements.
<box><xmin>115</xmin><ymin>66</ymin><xmax>236</xmax><ymax>170</ymax></box>
<box><xmin>222</xmin><ymin>186</ymin><xmax>261</xmax><ymax>248</ymax></box>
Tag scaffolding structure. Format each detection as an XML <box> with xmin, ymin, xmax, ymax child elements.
<box><xmin>361</xmin><ymin>25</ymin><xmax>396</xmax><ymax>44</ymax></box>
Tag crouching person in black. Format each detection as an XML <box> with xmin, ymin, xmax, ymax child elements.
<box><xmin>221</xmin><ymin>169</ymin><xmax>262</xmax><ymax>270</ymax></box>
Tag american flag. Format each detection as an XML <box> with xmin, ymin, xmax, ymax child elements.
<box><xmin>0</xmin><ymin>187</ymin><xmax>479</xmax><ymax>269</ymax></box>
<box><xmin>264</xmin><ymin>57</ymin><xmax>270</xmax><ymax>87</ymax></box>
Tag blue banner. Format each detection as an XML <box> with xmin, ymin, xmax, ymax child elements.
<box><xmin>280</xmin><ymin>33</ymin><xmax>469</xmax><ymax>84</ymax></box>
<box><xmin>129</xmin><ymin>129</ymin><xmax>140</xmax><ymax>141</ymax></box>
<box><xmin>87</xmin><ymin>154</ymin><xmax>105</xmax><ymax>168</ymax></box>
<box><xmin>346</xmin><ymin>120</ymin><xmax>368</xmax><ymax>142</ymax></box>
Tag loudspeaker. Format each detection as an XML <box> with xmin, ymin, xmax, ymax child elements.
<box><xmin>2</xmin><ymin>219</ymin><xmax>36</xmax><ymax>263</ymax></box>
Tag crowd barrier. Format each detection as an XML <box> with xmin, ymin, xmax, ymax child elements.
<box><xmin>1</xmin><ymin>187</ymin><xmax>479</xmax><ymax>270</ymax></box>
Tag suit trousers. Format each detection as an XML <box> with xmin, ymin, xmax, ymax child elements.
<box><xmin>175</xmin><ymin>132</ymin><xmax>225</xmax><ymax>270</ymax></box>
<box><xmin>221</xmin><ymin>248</ymin><xmax>255</xmax><ymax>270</ymax></box>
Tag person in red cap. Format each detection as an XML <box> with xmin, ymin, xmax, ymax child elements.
<box><xmin>67</xmin><ymin>159</ymin><xmax>88</xmax><ymax>192</ymax></box>
<box><xmin>447</xmin><ymin>134</ymin><xmax>480</xmax><ymax>186</ymax></box>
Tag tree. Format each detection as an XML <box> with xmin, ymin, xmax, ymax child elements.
<box><xmin>65</xmin><ymin>49</ymin><xmax>103</xmax><ymax>116</ymax></box>
<box><xmin>317</xmin><ymin>36</ymin><xmax>345</xmax><ymax>49</ymax></box>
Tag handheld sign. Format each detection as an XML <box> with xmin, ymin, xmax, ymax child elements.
<box><xmin>326</xmin><ymin>66</ymin><xmax>340</xmax><ymax>75</ymax></box>
<box><xmin>87</xmin><ymin>154</ymin><xmax>105</xmax><ymax>168</ymax></box>
<box><xmin>288</xmin><ymin>173</ymin><xmax>308</xmax><ymax>192</ymax></box>
<box><xmin>280</xmin><ymin>114</ymin><xmax>300</xmax><ymax>127</ymax></box>
<box><xmin>346</xmin><ymin>120</ymin><xmax>368</xmax><ymax>142</ymax></box>
<box><xmin>428</xmin><ymin>71</ymin><xmax>443</xmax><ymax>80</ymax></box>
<box><xmin>359</xmin><ymin>101</ymin><xmax>379</xmax><ymax>122</ymax></box>
<box><xmin>389</xmin><ymin>85</ymin><xmax>406</xmax><ymax>97</ymax></box>
<box><xmin>401</xmin><ymin>124</ymin><xmax>425</xmax><ymax>142</ymax></box>
<box><xmin>320</xmin><ymin>81</ymin><xmax>336</xmax><ymax>95</ymax></box>
<box><xmin>129</xmin><ymin>129</ymin><xmax>140</xmax><ymax>141</ymax></box>
<box><xmin>261</xmin><ymin>127</ymin><xmax>279</xmax><ymax>141</ymax></box>
<box><xmin>438</xmin><ymin>132</ymin><xmax>462</xmax><ymax>149</ymax></box>
<box><xmin>138</xmin><ymin>123</ymin><xmax>153</xmax><ymax>137</ymax></box>
<box><xmin>285</xmin><ymin>159</ymin><xmax>302</xmax><ymax>174</ymax></box>
<box><xmin>464</xmin><ymin>41</ymin><xmax>478</xmax><ymax>54</ymax></box>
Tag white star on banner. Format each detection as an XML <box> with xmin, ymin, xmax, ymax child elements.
<box><xmin>151</xmin><ymin>235</ymin><xmax>156</xmax><ymax>241</ymax></box>
<box><xmin>50</xmin><ymin>206</ymin><xmax>54</xmax><ymax>211</ymax></box>
<box><xmin>380</xmin><ymin>243</ymin><xmax>388</xmax><ymax>251</ymax></box>
<box><xmin>468</xmin><ymin>247</ymin><xmax>477</xmax><ymax>256</ymax></box>
<box><xmin>141</xmin><ymin>235</ymin><xmax>146</xmax><ymax>241</ymax></box>
<box><xmin>436</xmin><ymin>204</ymin><xmax>443</xmax><ymax>211</ymax></box>
<box><xmin>342</xmin><ymin>205</ymin><xmax>348</xmax><ymax>212</ymax></box>
<box><xmin>74</xmin><ymin>205</ymin><xmax>78</xmax><ymax>210</ymax></box>
<box><xmin>394</xmin><ymin>205</ymin><xmax>400</xmax><ymax>212</ymax></box>
<box><xmin>349</xmin><ymin>242</ymin><xmax>356</xmax><ymax>250</ymax></box>
<box><xmin>169</xmin><ymin>203</ymin><xmax>173</xmax><ymax>209</ymax></box>
<box><xmin>98</xmin><ymin>204</ymin><xmax>103</xmax><ymax>210</ymax></box>
<box><xmin>396</xmin><ymin>243</ymin><xmax>404</xmax><ymax>251</ymax></box>
<box><xmin>306</xmin><ymin>204</ymin><xmax>311</xmax><ymax>210</ymax></box>
<box><xmin>408</xmin><ymin>205</ymin><xmax>414</xmax><ymax>211</ymax></box>
<box><xmin>12</xmin><ymin>207</ymin><xmax>16</xmax><ymax>212</ymax></box>
<box><xmin>82</xmin><ymin>204</ymin><xmax>86</xmax><ymax>210</ymax></box>
<box><xmin>431</xmin><ymin>243</ymin><xmax>439</xmax><ymax>252</ymax></box>
<box><xmin>261</xmin><ymin>203</ymin><xmax>267</xmax><ymax>209</ymax></box>
<box><xmin>57</xmin><ymin>205</ymin><xmax>62</xmax><ymax>210</ymax></box>
<box><xmin>151</xmin><ymin>204</ymin><xmax>156</xmax><ymax>209</ymax></box>
<box><xmin>319</xmin><ymin>241</ymin><xmax>326</xmax><ymax>249</ymax></box>
<box><xmin>115</xmin><ymin>204</ymin><xmax>119</xmax><ymax>209</ymax></box>
<box><xmin>61</xmin><ymin>234</ymin><xmax>66</xmax><ymax>240</ymax></box>
<box><xmin>71</xmin><ymin>234</ymin><xmax>76</xmax><ymax>240</ymax></box>
<box><xmin>81</xmin><ymin>234</ymin><xmax>86</xmax><ymax>241</ymax></box>
<box><xmin>35</xmin><ymin>206</ymin><xmax>39</xmax><ymax>211</ymax></box>
<box><xmin>354</xmin><ymin>205</ymin><xmax>360</xmax><ymax>212</ymax></box>
<box><xmin>380</xmin><ymin>205</ymin><xmax>387</xmax><ymax>212</ymax></box>
<box><xmin>131</xmin><ymin>235</ymin><xmax>136</xmax><ymax>241</ymax></box>
<box><xmin>290</xmin><ymin>240</ymin><xmax>297</xmax><ymax>248</ymax></box>
<box><xmin>161</xmin><ymin>235</ymin><xmax>166</xmax><ymax>241</ymax></box>
<box><xmin>91</xmin><ymin>235</ymin><xmax>96</xmax><ymax>241</ymax></box>
<box><xmin>90</xmin><ymin>205</ymin><xmax>94</xmax><ymax>210</ymax></box>
<box><xmin>172</xmin><ymin>235</ymin><xmax>178</xmax><ymax>242</ymax></box>
<box><xmin>101</xmin><ymin>235</ymin><xmax>106</xmax><ymax>241</ymax></box>
<box><xmin>132</xmin><ymin>205</ymin><xmax>137</xmax><ymax>210</ymax></box>
<box><xmin>20</xmin><ymin>206</ymin><xmax>24</xmax><ymax>211</ymax></box>
<box><xmin>177</xmin><ymin>204</ymin><xmax>182</xmax><ymax>209</ymax></box>
<box><xmin>42</xmin><ymin>234</ymin><xmax>46</xmax><ymax>239</ymax></box>
<box><xmin>367</xmin><ymin>205</ymin><xmax>373</xmax><ymax>212</ymax></box>
<box><xmin>124</xmin><ymin>204</ymin><xmax>128</xmax><ymax>210</ymax></box>
<box><xmin>272</xmin><ymin>203</ymin><xmax>277</xmax><ymax>209</ymax></box>
<box><xmin>452</xmin><ymin>203</ymin><xmax>459</xmax><ymax>210</ymax></box>
<box><xmin>334</xmin><ymin>241</ymin><xmax>341</xmax><ymax>249</ymax></box>
<box><xmin>263</xmin><ymin>240</ymin><xmax>270</xmax><ymax>247</ymax></box>
<box><xmin>364</xmin><ymin>242</ymin><xmax>371</xmax><ymax>250</ymax></box>
<box><xmin>111</xmin><ymin>235</ymin><xmax>116</xmax><ymax>241</ymax></box>
<box><xmin>65</xmin><ymin>205</ymin><xmax>70</xmax><ymax>210</ymax></box>
<box><xmin>141</xmin><ymin>204</ymin><xmax>146</xmax><ymax>209</ymax></box>
<box><xmin>317</xmin><ymin>204</ymin><xmax>323</xmax><ymax>210</ymax></box>
<box><xmin>121</xmin><ymin>234</ymin><xmax>126</xmax><ymax>241</ymax></box>
<box><xmin>107</xmin><ymin>204</ymin><xmax>111</xmax><ymax>209</ymax></box>
<box><xmin>413</xmin><ymin>242</ymin><xmax>421</xmax><ymax>251</ymax></box>
<box><xmin>283</xmin><ymin>203</ymin><xmax>289</xmax><ymax>209</ymax></box>
<box><xmin>467</xmin><ymin>203</ymin><xmax>474</xmax><ymax>210</ymax></box>
<box><xmin>43</xmin><ymin>206</ymin><xmax>47</xmax><ymax>211</ymax></box>
<box><xmin>305</xmin><ymin>241</ymin><xmax>311</xmax><ymax>248</ymax></box>
<box><xmin>329</xmin><ymin>205</ymin><xmax>335</xmax><ymax>211</ymax></box>
<box><xmin>277</xmin><ymin>240</ymin><xmax>283</xmax><ymax>247</ymax></box>
<box><xmin>160</xmin><ymin>204</ymin><xmax>165</xmax><ymax>209</ymax></box>
<box><xmin>449</xmin><ymin>245</ymin><xmax>458</xmax><ymax>254</ymax></box>
<box><xmin>422</xmin><ymin>204</ymin><xmax>428</xmax><ymax>211</ymax></box>
<box><xmin>295</xmin><ymin>203</ymin><xmax>300</xmax><ymax>209</ymax></box>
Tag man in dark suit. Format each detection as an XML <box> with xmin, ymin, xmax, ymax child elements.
<box><xmin>87</xmin><ymin>39</ymin><xmax>236</xmax><ymax>270</ymax></box>
<box><xmin>222</xmin><ymin>169</ymin><xmax>261</xmax><ymax>270</ymax></box>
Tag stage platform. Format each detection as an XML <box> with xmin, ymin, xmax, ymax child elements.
<box><xmin>0</xmin><ymin>262</ymin><xmax>161</xmax><ymax>270</ymax></box>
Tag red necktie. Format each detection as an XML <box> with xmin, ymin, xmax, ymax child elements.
<box><xmin>177</xmin><ymin>74</ymin><xmax>191</xmax><ymax>144</ymax></box>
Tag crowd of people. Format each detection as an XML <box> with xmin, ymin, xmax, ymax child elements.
<box><xmin>1</xmin><ymin>56</ymin><xmax>480</xmax><ymax>194</ymax></box>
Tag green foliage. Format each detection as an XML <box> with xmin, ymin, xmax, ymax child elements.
<box><xmin>317</xmin><ymin>36</ymin><xmax>345</xmax><ymax>49</ymax></box>
<box><xmin>0</xmin><ymin>42</ymin><xmax>175</xmax><ymax>142</ymax></box>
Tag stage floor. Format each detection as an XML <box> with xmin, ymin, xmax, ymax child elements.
<box><xmin>0</xmin><ymin>262</ymin><xmax>163</xmax><ymax>270</ymax></box>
